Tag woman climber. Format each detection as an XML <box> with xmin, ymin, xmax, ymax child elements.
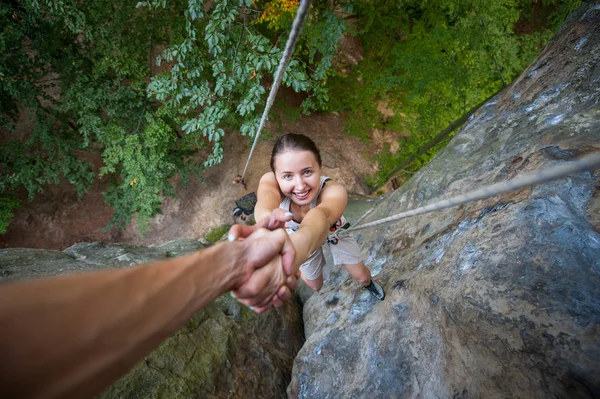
<box><xmin>231</xmin><ymin>133</ymin><xmax>385</xmax><ymax>310</ymax></box>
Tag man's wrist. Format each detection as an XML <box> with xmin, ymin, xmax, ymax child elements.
<box><xmin>188</xmin><ymin>241</ymin><xmax>245</xmax><ymax>295</ymax></box>
<box><xmin>221</xmin><ymin>240</ymin><xmax>248</xmax><ymax>292</ymax></box>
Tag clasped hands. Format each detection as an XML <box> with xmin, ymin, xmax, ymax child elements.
<box><xmin>227</xmin><ymin>209</ymin><xmax>297</xmax><ymax>313</ymax></box>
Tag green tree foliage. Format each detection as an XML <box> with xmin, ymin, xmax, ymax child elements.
<box><xmin>1</xmin><ymin>0</ymin><xmax>185</xmax><ymax>233</ymax></box>
<box><xmin>0</xmin><ymin>0</ymin><xmax>344</xmax><ymax>233</ymax></box>
<box><xmin>326</xmin><ymin>0</ymin><xmax>580</xmax><ymax>188</ymax></box>
<box><xmin>0</xmin><ymin>195</ymin><xmax>19</xmax><ymax>235</ymax></box>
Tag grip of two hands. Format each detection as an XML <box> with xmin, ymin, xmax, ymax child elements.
<box><xmin>228</xmin><ymin>211</ymin><xmax>297</xmax><ymax>312</ymax></box>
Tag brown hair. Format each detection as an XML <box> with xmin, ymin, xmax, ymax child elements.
<box><xmin>270</xmin><ymin>133</ymin><xmax>322</xmax><ymax>172</ymax></box>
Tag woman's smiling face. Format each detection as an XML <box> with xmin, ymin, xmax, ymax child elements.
<box><xmin>273</xmin><ymin>149</ymin><xmax>321</xmax><ymax>207</ymax></box>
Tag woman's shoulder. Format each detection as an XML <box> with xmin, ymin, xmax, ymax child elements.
<box><xmin>258</xmin><ymin>172</ymin><xmax>283</xmax><ymax>200</ymax></box>
<box><xmin>259</xmin><ymin>171</ymin><xmax>277</xmax><ymax>185</ymax></box>
<box><xmin>315</xmin><ymin>178</ymin><xmax>348</xmax><ymax>219</ymax></box>
<box><xmin>319</xmin><ymin>178</ymin><xmax>347</xmax><ymax>199</ymax></box>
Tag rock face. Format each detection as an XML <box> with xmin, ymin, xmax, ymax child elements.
<box><xmin>289</xmin><ymin>4</ymin><xmax>600</xmax><ymax>399</ymax></box>
<box><xmin>0</xmin><ymin>240</ymin><xmax>304</xmax><ymax>399</ymax></box>
<box><xmin>102</xmin><ymin>296</ymin><xmax>303</xmax><ymax>399</ymax></box>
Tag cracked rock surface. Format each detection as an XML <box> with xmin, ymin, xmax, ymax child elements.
<box><xmin>289</xmin><ymin>3</ymin><xmax>600</xmax><ymax>398</ymax></box>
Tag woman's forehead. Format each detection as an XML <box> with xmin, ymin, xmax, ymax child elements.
<box><xmin>273</xmin><ymin>150</ymin><xmax>319</xmax><ymax>169</ymax></box>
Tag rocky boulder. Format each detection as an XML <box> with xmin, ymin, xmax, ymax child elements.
<box><xmin>289</xmin><ymin>3</ymin><xmax>600</xmax><ymax>398</ymax></box>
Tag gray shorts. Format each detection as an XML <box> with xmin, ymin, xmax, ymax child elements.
<box><xmin>296</xmin><ymin>234</ymin><xmax>364</xmax><ymax>281</ymax></box>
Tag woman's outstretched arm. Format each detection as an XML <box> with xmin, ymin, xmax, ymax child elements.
<box><xmin>287</xmin><ymin>181</ymin><xmax>347</xmax><ymax>267</ymax></box>
<box><xmin>254</xmin><ymin>172</ymin><xmax>290</xmax><ymax>226</ymax></box>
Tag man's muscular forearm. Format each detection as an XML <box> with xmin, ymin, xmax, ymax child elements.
<box><xmin>0</xmin><ymin>241</ymin><xmax>248</xmax><ymax>399</ymax></box>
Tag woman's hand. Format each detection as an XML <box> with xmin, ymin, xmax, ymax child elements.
<box><xmin>256</xmin><ymin>208</ymin><xmax>294</xmax><ymax>231</ymax></box>
<box><xmin>230</xmin><ymin>227</ymin><xmax>298</xmax><ymax>313</ymax></box>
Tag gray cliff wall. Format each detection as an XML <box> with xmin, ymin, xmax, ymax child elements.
<box><xmin>289</xmin><ymin>3</ymin><xmax>600</xmax><ymax>398</ymax></box>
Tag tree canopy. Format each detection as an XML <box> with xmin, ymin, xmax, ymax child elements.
<box><xmin>0</xmin><ymin>0</ymin><xmax>342</xmax><ymax>233</ymax></box>
<box><xmin>0</xmin><ymin>0</ymin><xmax>580</xmax><ymax>233</ymax></box>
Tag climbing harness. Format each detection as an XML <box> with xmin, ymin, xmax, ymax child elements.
<box><xmin>341</xmin><ymin>151</ymin><xmax>600</xmax><ymax>234</ymax></box>
<box><xmin>238</xmin><ymin>0</ymin><xmax>312</xmax><ymax>183</ymax></box>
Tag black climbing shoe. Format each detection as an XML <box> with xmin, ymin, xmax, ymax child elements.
<box><xmin>365</xmin><ymin>280</ymin><xmax>385</xmax><ymax>301</ymax></box>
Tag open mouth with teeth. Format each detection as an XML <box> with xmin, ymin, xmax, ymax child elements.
<box><xmin>293</xmin><ymin>190</ymin><xmax>311</xmax><ymax>200</ymax></box>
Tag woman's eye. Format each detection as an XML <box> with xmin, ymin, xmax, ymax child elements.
<box><xmin>303</xmin><ymin>170</ymin><xmax>312</xmax><ymax>176</ymax></box>
<box><xmin>283</xmin><ymin>174</ymin><xmax>292</xmax><ymax>180</ymax></box>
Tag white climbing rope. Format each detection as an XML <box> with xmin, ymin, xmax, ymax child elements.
<box><xmin>342</xmin><ymin>151</ymin><xmax>600</xmax><ymax>234</ymax></box>
<box><xmin>353</xmin><ymin>207</ymin><xmax>375</xmax><ymax>226</ymax></box>
<box><xmin>240</xmin><ymin>0</ymin><xmax>312</xmax><ymax>180</ymax></box>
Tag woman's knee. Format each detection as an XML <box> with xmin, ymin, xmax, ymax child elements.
<box><xmin>343</xmin><ymin>262</ymin><xmax>371</xmax><ymax>285</ymax></box>
<box><xmin>309</xmin><ymin>280</ymin><xmax>323</xmax><ymax>292</ymax></box>
<box><xmin>303</xmin><ymin>274</ymin><xmax>323</xmax><ymax>291</ymax></box>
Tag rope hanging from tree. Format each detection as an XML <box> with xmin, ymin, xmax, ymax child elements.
<box><xmin>237</xmin><ymin>0</ymin><xmax>313</xmax><ymax>186</ymax></box>
<box><xmin>339</xmin><ymin>151</ymin><xmax>600</xmax><ymax>235</ymax></box>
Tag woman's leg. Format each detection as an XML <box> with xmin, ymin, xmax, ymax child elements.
<box><xmin>343</xmin><ymin>261</ymin><xmax>385</xmax><ymax>300</ymax></box>
<box><xmin>298</xmin><ymin>249</ymin><xmax>326</xmax><ymax>292</ymax></box>
<box><xmin>342</xmin><ymin>261</ymin><xmax>372</xmax><ymax>286</ymax></box>
<box><xmin>301</xmin><ymin>272</ymin><xmax>324</xmax><ymax>291</ymax></box>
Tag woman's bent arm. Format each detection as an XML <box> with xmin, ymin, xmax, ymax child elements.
<box><xmin>255</xmin><ymin>172</ymin><xmax>283</xmax><ymax>222</ymax></box>
<box><xmin>289</xmin><ymin>182</ymin><xmax>347</xmax><ymax>269</ymax></box>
